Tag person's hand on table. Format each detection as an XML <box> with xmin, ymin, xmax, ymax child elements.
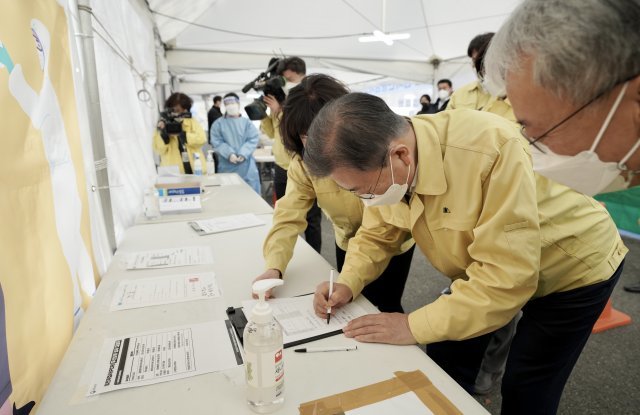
<box><xmin>313</xmin><ymin>281</ymin><xmax>352</xmax><ymax>317</ymax></box>
<box><xmin>343</xmin><ymin>313</ymin><xmax>417</xmax><ymax>345</ymax></box>
<box><xmin>252</xmin><ymin>269</ymin><xmax>281</xmax><ymax>299</ymax></box>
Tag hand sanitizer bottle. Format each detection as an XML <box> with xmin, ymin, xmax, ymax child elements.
<box><xmin>244</xmin><ymin>279</ymin><xmax>285</xmax><ymax>413</ymax></box>
<box><xmin>193</xmin><ymin>152</ymin><xmax>203</xmax><ymax>176</ymax></box>
<box><xmin>143</xmin><ymin>187</ymin><xmax>160</xmax><ymax>219</ymax></box>
<box><xmin>206</xmin><ymin>150</ymin><xmax>215</xmax><ymax>176</ymax></box>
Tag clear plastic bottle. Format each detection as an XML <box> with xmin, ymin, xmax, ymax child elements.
<box><xmin>143</xmin><ymin>187</ymin><xmax>160</xmax><ymax>219</ymax></box>
<box><xmin>206</xmin><ymin>150</ymin><xmax>215</xmax><ymax>176</ymax></box>
<box><xmin>244</xmin><ymin>279</ymin><xmax>285</xmax><ymax>413</ymax></box>
<box><xmin>193</xmin><ymin>152</ymin><xmax>203</xmax><ymax>176</ymax></box>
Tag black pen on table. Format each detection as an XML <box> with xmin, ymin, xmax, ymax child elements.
<box><xmin>295</xmin><ymin>345</ymin><xmax>357</xmax><ymax>353</ymax></box>
<box><xmin>327</xmin><ymin>269</ymin><xmax>334</xmax><ymax>324</ymax></box>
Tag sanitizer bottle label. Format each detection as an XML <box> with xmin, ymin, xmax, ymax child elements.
<box><xmin>245</xmin><ymin>348</ymin><xmax>284</xmax><ymax>395</ymax></box>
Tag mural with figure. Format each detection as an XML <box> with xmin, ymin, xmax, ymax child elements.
<box><xmin>0</xmin><ymin>0</ymin><xmax>97</xmax><ymax>411</ymax></box>
<box><xmin>3</xmin><ymin>18</ymin><xmax>95</xmax><ymax>328</ymax></box>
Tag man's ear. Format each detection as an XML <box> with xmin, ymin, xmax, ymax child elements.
<box><xmin>391</xmin><ymin>144</ymin><xmax>411</xmax><ymax>166</ymax></box>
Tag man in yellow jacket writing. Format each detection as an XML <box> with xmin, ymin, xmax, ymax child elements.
<box><xmin>305</xmin><ymin>93</ymin><xmax>626</xmax><ymax>415</ymax></box>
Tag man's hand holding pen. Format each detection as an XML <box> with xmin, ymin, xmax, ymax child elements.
<box><xmin>314</xmin><ymin>281</ymin><xmax>352</xmax><ymax>319</ymax></box>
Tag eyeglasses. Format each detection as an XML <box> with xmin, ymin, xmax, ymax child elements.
<box><xmin>521</xmin><ymin>81</ymin><xmax>621</xmax><ymax>153</ymax></box>
<box><xmin>354</xmin><ymin>152</ymin><xmax>387</xmax><ymax>200</ymax></box>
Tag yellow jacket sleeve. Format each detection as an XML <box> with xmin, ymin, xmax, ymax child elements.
<box><xmin>261</xmin><ymin>114</ymin><xmax>277</xmax><ymax>138</ymax></box>
<box><xmin>337</xmin><ymin>206</ymin><xmax>409</xmax><ymax>298</ymax></box>
<box><xmin>153</xmin><ymin>129</ymin><xmax>170</xmax><ymax>156</ymax></box>
<box><xmin>261</xmin><ymin>113</ymin><xmax>291</xmax><ymax>170</ymax></box>
<box><xmin>263</xmin><ymin>159</ymin><xmax>316</xmax><ymax>273</ymax></box>
<box><xmin>408</xmin><ymin>138</ymin><xmax>541</xmax><ymax>344</ymax></box>
<box><xmin>184</xmin><ymin>118</ymin><xmax>206</xmax><ymax>149</ymax></box>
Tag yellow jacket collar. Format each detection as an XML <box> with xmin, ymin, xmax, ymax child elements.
<box><xmin>411</xmin><ymin>117</ymin><xmax>448</xmax><ymax>195</ymax></box>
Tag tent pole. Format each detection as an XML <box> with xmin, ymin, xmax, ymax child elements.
<box><xmin>77</xmin><ymin>1</ymin><xmax>117</xmax><ymax>252</ymax></box>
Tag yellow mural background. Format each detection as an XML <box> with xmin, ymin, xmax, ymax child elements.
<box><xmin>0</xmin><ymin>0</ymin><xmax>97</xmax><ymax>408</ymax></box>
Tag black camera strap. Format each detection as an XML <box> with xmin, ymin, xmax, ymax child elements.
<box><xmin>177</xmin><ymin>132</ymin><xmax>193</xmax><ymax>174</ymax></box>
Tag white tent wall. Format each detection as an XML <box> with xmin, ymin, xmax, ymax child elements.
<box><xmin>61</xmin><ymin>0</ymin><xmax>113</xmax><ymax>274</ymax></box>
<box><xmin>149</xmin><ymin>0</ymin><xmax>522</xmax><ymax>97</ymax></box>
<box><xmin>67</xmin><ymin>0</ymin><xmax>523</xmax><ymax>254</ymax></box>
<box><xmin>89</xmin><ymin>0</ymin><xmax>159</xmax><ymax>243</ymax></box>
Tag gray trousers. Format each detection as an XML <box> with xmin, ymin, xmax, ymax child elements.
<box><xmin>477</xmin><ymin>312</ymin><xmax>521</xmax><ymax>375</ymax></box>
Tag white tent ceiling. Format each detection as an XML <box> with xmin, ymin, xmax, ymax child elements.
<box><xmin>148</xmin><ymin>0</ymin><xmax>522</xmax><ymax>95</ymax></box>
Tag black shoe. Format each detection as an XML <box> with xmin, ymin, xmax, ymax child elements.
<box><xmin>623</xmin><ymin>283</ymin><xmax>640</xmax><ymax>293</ymax></box>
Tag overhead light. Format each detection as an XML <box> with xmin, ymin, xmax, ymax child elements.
<box><xmin>358</xmin><ymin>30</ymin><xmax>410</xmax><ymax>46</ymax></box>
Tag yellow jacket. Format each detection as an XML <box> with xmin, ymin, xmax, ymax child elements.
<box><xmin>338</xmin><ymin>110</ymin><xmax>627</xmax><ymax>344</ymax></box>
<box><xmin>261</xmin><ymin>112</ymin><xmax>292</xmax><ymax>170</ymax></box>
<box><xmin>447</xmin><ymin>80</ymin><xmax>517</xmax><ymax>123</ymax></box>
<box><xmin>153</xmin><ymin>117</ymin><xmax>207</xmax><ymax>174</ymax></box>
<box><xmin>263</xmin><ymin>156</ymin><xmax>413</xmax><ymax>273</ymax></box>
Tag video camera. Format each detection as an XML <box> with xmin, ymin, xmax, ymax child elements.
<box><xmin>159</xmin><ymin>110</ymin><xmax>192</xmax><ymax>135</ymax></box>
<box><xmin>242</xmin><ymin>58</ymin><xmax>286</xmax><ymax>121</ymax></box>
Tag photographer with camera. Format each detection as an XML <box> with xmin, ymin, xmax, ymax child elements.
<box><xmin>259</xmin><ymin>57</ymin><xmax>323</xmax><ymax>253</ymax></box>
<box><xmin>210</xmin><ymin>93</ymin><xmax>261</xmax><ymax>193</ymax></box>
<box><xmin>153</xmin><ymin>92</ymin><xmax>207</xmax><ymax>174</ymax></box>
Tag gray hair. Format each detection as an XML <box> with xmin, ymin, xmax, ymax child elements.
<box><xmin>305</xmin><ymin>93</ymin><xmax>410</xmax><ymax>177</ymax></box>
<box><xmin>484</xmin><ymin>0</ymin><xmax>640</xmax><ymax>105</ymax></box>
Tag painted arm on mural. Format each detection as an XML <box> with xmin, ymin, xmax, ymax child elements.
<box><xmin>0</xmin><ymin>41</ymin><xmax>14</xmax><ymax>73</ymax></box>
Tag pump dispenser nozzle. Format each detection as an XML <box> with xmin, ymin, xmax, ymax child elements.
<box><xmin>251</xmin><ymin>279</ymin><xmax>284</xmax><ymax>324</ymax></box>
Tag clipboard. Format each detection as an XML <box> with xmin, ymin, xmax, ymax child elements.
<box><xmin>226</xmin><ymin>293</ymin><xmax>345</xmax><ymax>349</ymax></box>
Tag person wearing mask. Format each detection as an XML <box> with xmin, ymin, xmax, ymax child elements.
<box><xmin>484</xmin><ymin>0</ymin><xmax>639</xmax><ymax>292</ymax></box>
<box><xmin>210</xmin><ymin>93</ymin><xmax>260</xmax><ymax>193</ymax></box>
<box><xmin>261</xmin><ymin>56</ymin><xmax>323</xmax><ymax>253</ymax></box>
<box><xmin>207</xmin><ymin>95</ymin><xmax>223</xmax><ymax>132</ymax></box>
<box><xmin>305</xmin><ymin>92</ymin><xmax>626</xmax><ymax>415</ymax></box>
<box><xmin>447</xmin><ymin>33</ymin><xmax>515</xmax><ymax>122</ymax></box>
<box><xmin>416</xmin><ymin>94</ymin><xmax>434</xmax><ymax>115</ymax></box>
<box><xmin>153</xmin><ymin>92</ymin><xmax>207</xmax><ymax>174</ymax></box>
<box><xmin>433</xmin><ymin>79</ymin><xmax>453</xmax><ymax>112</ymax></box>
<box><xmin>253</xmin><ymin>74</ymin><xmax>415</xmax><ymax>313</ymax></box>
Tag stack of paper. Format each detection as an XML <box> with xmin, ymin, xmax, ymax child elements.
<box><xmin>86</xmin><ymin>321</ymin><xmax>243</xmax><ymax>396</ymax></box>
<box><xmin>124</xmin><ymin>246</ymin><xmax>214</xmax><ymax>270</ymax></box>
<box><xmin>189</xmin><ymin>214</ymin><xmax>265</xmax><ymax>235</ymax></box>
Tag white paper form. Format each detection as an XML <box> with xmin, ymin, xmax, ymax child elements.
<box><xmin>242</xmin><ymin>295</ymin><xmax>373</xmax><ymax>346</ymax></box>
<box><xmin>110</xmin><ymin>272</ymin><xmax>221</xmax><ymax>311</ymax></box>
<box><xmin>86</xmin><ymin>321</ymin><xmax>243</xmax><ymax>396</ymax></box>
<box><xmin>189</xmin><ymin>214</ymin><xmax>265</xmax><ymax>235</ymax></box>
<box><xmin>124</xmin><ymin>246</ymin><xmax>213</xmax><ymax>270</ymax></box>
<box><xmin>346</xmin><ymin>391</ymin><xmax>433</xmax><ymax>414</ymax></box>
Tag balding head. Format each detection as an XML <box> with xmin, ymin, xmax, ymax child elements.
<box><xmin>305</xmin><ymin>93</ymin><xmax>410</xmax><ymax>177</ymax></box>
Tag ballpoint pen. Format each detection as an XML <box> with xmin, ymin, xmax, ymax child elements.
<box><xmin>295</xmin><ymin>346</ymin><xmax>358</xmax><ymax>353</ymax></box>
<box><xmin>327</xmin><ymin>269</ymin><xmax>334</xmax><ymax>324</ymax></box>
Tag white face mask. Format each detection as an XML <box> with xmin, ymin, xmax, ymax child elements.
<box><xmin>437</xmin><ymin>89</ymin><xmax>450</xmax><ymax>100</ymax></box>
<box><xmin>532</xmin><ymin>82</ymin><xmax>640</xmax><ymax>196</ymax></box>
<box><xmin>362</xmin><ymin>155</ymin><xmax>411</xmax><ymax>207</ymax></box>
<box><xmin>283</xmin><ymin>81</ymin><xmax>299</xmax><ymax>96</ymax></box>
<box><xmin>225</xmin><ymin>103</ymin><xmax>240</xmax><ymax>116</ymax></box>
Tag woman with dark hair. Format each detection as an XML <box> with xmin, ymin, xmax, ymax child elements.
<box><xmin>153</xmin><ymin>92</ymin><xmax>207</xmax><ymax>174</ymax></box>
<box><xmin>253</xmin><ymin>74</ymin><xmax>415</xmax><ymax>313</ymax></box>
<box><xmin>416</xmin><ymin>94</ymin><xmax>433</xmax><ymax>115</ymax></box>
